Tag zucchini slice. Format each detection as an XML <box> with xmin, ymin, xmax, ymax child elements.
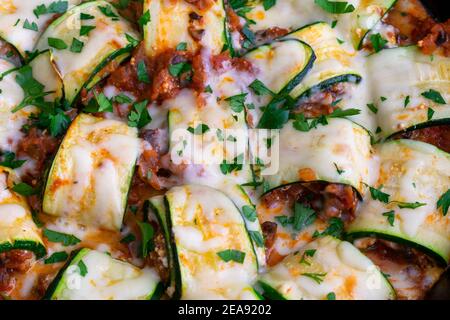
<box><xmin>257</xmin><ymin>236</ymin><xmax>395</xmax><ymax>300</ymax></box>
<box><xmin>167</xmin><ymin>89</ymin><xmax>266</xmax><ymax>268</ymax></box>
<box><xmin>244</xmin><ymin>39</ymin><xmax>315</xmax><ymax>98</ymax></box>
<box><xmin>284</xmin><ymin>22</ymin><xmax>361</xmax><ymax>100</ymax></box>
<box><xmin>35</xmin><ymin>1</ymin><xmax>140</xmax><ymax>104</ymax></box>
<box><xmin>245</xmin><ymin>0</ymin><xmax>396</xmax><ymax>49</ymax></box>
<box><xmin>367</xmin><ymin>46</ymin><xmax>450</xmax><ymax>138</ymax></box>
<box><xmin>164</xmin><ymin>184</ymin><xmax>259</xmax><ymax>299</ymax></box>
<box><xmin>262</xmin><ymin>118</ymin><xmax>372</xmax><ymax>195</ymax></box>
<box><xmin>143</xmin><ymin>0</ymin><xmax>227</xmax><ymax>56</ymax></box>
<box><xmin>0</xmin><ymin>0</ymin><xmax>81</xmax><ymax>57</ymax></box>
<box><xmin>0</xmin><ymin>53</ymin><xmax>61</xmax><ymax>152</ymax></box>
<box><xmin>0</xmin><ymin>166</ymin><xmax>45</xmax><ymax>258</ymax></box>
<box><xmin>42</xmin><ymin>113</ymin><xmax>140</xmax><ymax>231</ymax></box>
<box><xmin>347</xmin><ymin>139</ymin><xmax>450</xmax><ymax>265</ymax></box>
<box><xmin>46</xmin><ymin>248</ymin><xmax>162</xmax><ymax>300</ymax></box>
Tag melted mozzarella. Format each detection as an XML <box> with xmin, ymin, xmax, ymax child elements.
<box><xmin>264</xmin><ymin>118</ymin><xmax>373</xmax><ymax>194</ymax></box>
<box><xmin>348</xmin><ymin>139</ymin><xmax>450</xmax><ymax>263</ymax></box>
<box><xmin>258</xmin><ymin>236</ymin><xmax>395</xmax><ymax>300</ymax></box>
<box><xmin>0</xmin><ymin>166</ymin><xmax>43</xmax><ymax>251</ymax></box>
<box><xmin>0</xmin><ymin>0</ymin><xmax>81</xmax><ymax>56</ymax></box>
<box><xmin>43</xmin><ymin>114</ymin><xmax>140</xmax><ymax>231</ymax></box>
<box><xmin>166</xmin><ymin>185</ymin><xmax>258</xmax><ymax>299</ymax></box>
<box><xmin>36</xmin><ymin>1</ymin><xmax>140</xmax><ymax>104</ymax></box>
<box><xmin>50</xmin><ymin>249</ymin><xmax>160</xmax><ymax>300</ymax></box>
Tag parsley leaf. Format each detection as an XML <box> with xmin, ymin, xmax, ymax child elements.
<box><xmin>263</xmin><ymin>0</ymin><xmax>277</xmax><ymax>10</ymax></box>
<box><xmin>225</xmin><ymin>93</ymin><xmax>247</xmax><ymax>112</ymax></box>
<box><xmin>369</xmin><ymin>185</ymin><xmax>390</xmax><ymax>203</ymax></box>
<box><xmin>44</xmin><ymin>251</ymin><xmax>68</xmax><ymax>264</ymax></box>
<box><xmin>137</xmin><ymin>221</ymin><xmax>154</xmax><ymax>258</ymax></box>
<box><xmin>187</xmin><ymin>123</ymin><xmax>210</xmax><ymax>135</ymax></box>
<box><xmin>300</xmin><ymin>249</ymin><xmax>316</xmax><ymax>265</ymax></box>
<box><xmin>313</xmin><ymin>217</ymin><xmax>344</xmax><ymax>238</ymax></box>
<box><xmin>220</xmin><ymin>154</ymin><xmax>244</xmax><ymax>174</ymax></box>
<box><xmin>437</xmin><ymin>189</ymin><xmax>450</xmax><ymax>216</ymax></box>
<box><xmin>78</xmin><ymin>260</ymin><xmax>88</xmax><ymax>276</ymax></box>
<box><xmin>128</xmin><ymin>100</ymin><xmax>151</xmax><ymax>129</ymax></box>
<box><xmin>404</xmin><ymin>95</ymin><xmax>410</xmax><ymax>108</ymax></box>
<box><xmin>0</xmin><ymin>152</ymin><xmax>26</xmax><ymax>169</ymax></box>
<box><xmin>395</xmin><ymin>201</ymin><xmax>426</xmax><ymax>209</ymax></box>
<box><xmin>421</xmin><ymin>89</ymin><xmax>446</xmax><ymax>104</ymax></box>
<box><xmin>176</xmin><ymin>42</ymin><xmax>187</xmax><ymax>51</ymax></box>
<box><xmin>367</xmin><ymin>103</ymin><xmax>378</xmax><ymax>114</ymax></box>
<box><xmin>242</xmin><ymin>205</ymin><xmax>257</xmax><ymax>222</ymax></box>
<box><xmin>327</xmin><ymin>292</ymin><xmax>336</xmax><ymax>300</ymax></box>
<box><xmin>80</xmin><ymin>25</ymin><xmax>96</xmax><ymax>36</ymax></box>
<box><xmin>48</xmin><ymin>37</ymin><xmax>67</xmax><ymax>50</ymax></box>
<box><xmin>217</xmin><ymin>249</ymin><xmax>245</xmax><ymax>263</ymax></box>
<box><xmin>334</xmin><ymin>163</ymin><xmax>344</xmax><ymax>175</ymax></box>
<box><xmin>169</xmin><ymin>62</ymin><xmax>192</xmax><ymax>77</ymax></box>
<box><xmin>69</xmin><ymin>38</ymin><xmax>84</xmax><ymax>53</ymax></box>
<box><xmin>98</xmin><ymin>5</ymin><xmax>119</xmax><ymax>19</ymax></box>
<box><xmin>292</xmin><ymin>203</ymin><xmax>316</xmax><ymax>232</ymax></box>
<box><xmin>249</xmin><ymin>79</ymin><xmax>273</xmax><ymax>96</ymax></box>
<box><xmin>427</xmin><ymin>107</ymin><xmax>435</xmax><ymax>120</ymax></box>
<box><xmin>138</xmin><ymin>10</ymin><xmax>151</xmax><ymax>27</ymax></box>
<box><xmin>43</xmin><ymin>229</ymin><xmax>81</xmax><ymax>246</ymax></box>
<box><xmin>370</xmin><ymin>33</ymin><xmax>387</xmax><ymax>53</ymax></box>
<box><xmin>23</xmin><ymin>19</ymin><xmax>38</xmax><ymax>32</ymax></box>
<box><xmin>94</xmin><ymin>92</ymin><xmax>113</xmax><ymax>112</ymax></box>
<box><xmin>302</xmin><ymin>272</ymin><xmax>327</xmax><ymax>284</ymax></box>
<box><xmin>12</xmin><ymin>182</ymin><xmax>38</xmax><ymax>196</ymax></box>
<box><xmin>314</xmin><ymin>0</ymin><xmax>355</xmax><ymax>13</ymax></box>
<box><xmin>382</xmin><ymin>210</ymin><xmax>395</xmax><ymax>226</ymax></box>
<box><xmin>137</xmin><ymin>60</ymin><xmax>150</xmax><ymax>84</ymax></box>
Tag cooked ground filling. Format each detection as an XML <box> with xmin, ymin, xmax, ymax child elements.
<box><xmin>392</xmin><ymin>125</ymin><xmax>450</xmax><ymax>153</ymax></box>
<box><xmin>355</xmin><ymin>238</ymin><xmax>444</xmax><ymax>300</ymax></box>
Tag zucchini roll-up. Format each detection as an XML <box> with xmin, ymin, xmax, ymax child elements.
<box><xmin>36</xmin><ymin>1</ymin><xmax>140</xmax><ymax>104</ymax></box>
<box><xmin>43</xmin><ymin>113</ymin><xmax>140</xmax><ymax>231</ymax></box>
<box><xmin>257</xmin><ymin>236</ymin><xmax>395</xmax><ymax>300</ymax></box>
<box><xmin>143</xmin><ymin>0</ymin><xmax>227</xmax><ymax>56</ymax></box>
<box><xmin>45</xmin><ymin>248</ymin><xmax>162</xmax><ymax>300</ymax></box>
<box><xmin>0</xmin><ymin>166</ymin><xmax>45</xmax><ymax>258</ymax></box>
<box><xmin>0</xmin><ymin>0</ymin><xmax>81</xmax><ymax>57</ymax></box>
<box><xmin>367</xmin><ymin>46</ymin><xmax>450</xmax><ymax>138</ymax></box>
<box><xmin>348</xmin><ymin>139</ymin><xmax>450</xmax><ymax>264</ymax></box>
<box><xmin>150</xmin><ymin>185</ymin><xmax>260</xmax><ymax>300</ymax></box>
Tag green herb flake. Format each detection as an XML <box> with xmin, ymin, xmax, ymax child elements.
<box><xmin>44</xmin><ymin>251</ymin><xmax>68</xmax><ymax>264</ymax></box>
<box><xmin>43</xmin><ymin>229</ymin><xmax>81</xmax><ymax>246</ymax></box>
<box><xmin>187</xmin><ymin>123</ymin><xmax>210</xmax><ymax>135</ymax></box>
<box><xmin>137</xmin><ymin>60</ymin><xmax>150</xmax><ymax>84</ymax></box>
<box><xmin>370</xmin><ymin>33</ymin><xmax>387</xmax><ymax>53</ymax></box>
<box><xmin>217</xmin><ymin>249</ymin><xmax>246</xmax><ymax>263</ymax></box>
<box><xmin>128</xmin><ymin>100</ymin><xmax>151</xmax><ymax>129</ymax></box>
<box><xmin>69</xmin><ymin>38</ymin><xmax>84</xmax><ymax>53</ymax></box>
<box><xmin>225</xmin><ymin>93</ymin><xmax>247</xmax><ymax>113</ymax></box>
<box><xmin>314</xmin><ymin>0</ymin><xmax>355</xmax><ymax>13</ymax></box>
<box><xmin>12</xmin><ymin>182</ymin><xmax>38</xmax><ymax>196</ymax></box>
<box><xmin>421</xmin><ymin>89</ymin><xmax>446</xmax><ymax>104</ymax></box>
<box><xmin>382</xmin><ymin>210</ymin><xmax>395</xmax><ymax>226</ymax></box>
<box><xmin>437</xmin><ymin>189</ymin><xmax>450</xmax><ymax>216</ymax></box>
<box><xmin>242</xmin><ymin>205</ymin><xmax>257</xmax><ymax>222</ymax></box>
<box><xmin>292</xmin><ymin>203</ymin><xmax>316</xmax><ymax>232</ymax></box>
<box><xmin>78</xmin><ymin>260</ymin><xmax>88</xmax><ymax>276</ymax></box>
<box><xmin>302</xmin><ymin>272</ymin><xmax>327</xmax><ymax>284</ymax></box>
<box><xmin>0</xmin><ymin>152</ymin><xmax>26</xmax><ymax>169</ymax></box>
<box><xmin>80</xmin><ymin>25</ymin><xmax>96</xmax><ymax>36</ymax></box>
<box><xmin>369</xmin><ymin>185</ymin><xmax>390</xmax><ymax>203</ymax></box>
<box><xmin>137</xmin><ymin>221</ymin><xmax>154</xmax><ymax>258</ymax></box>
<box><xmin>48</xmin><ymin>37</ymin><xmax>67</xmax><ymax>50</ymax></box>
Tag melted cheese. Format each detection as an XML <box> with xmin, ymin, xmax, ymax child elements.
<box><xmin>43</xmin><ymin>113</ymin><xmax>140</xmax><ymax>231</ymax></box>
<box><xmin>166</xmin><ymin>185</ymin><xmax>258</xmax><ymax>299</ymax></box>
<box><xmin>367</xmin><ymin>46</ymin><xmax>450</xmax><ymax>137</ymax></box>
<box><xmin>0</xmin><ymin>0</ymin><xmax>81</xmax><ymax>56</ymax></box>
<box><xmin>144</xmin><ymin>0</ymin><xmax>226</xmax><ymax>56</ymax></box>
<box><xmin>36</xmin><ymin>1</ymin><xmax>140</xmax><ymax>104</ymax></box>
<box><xmin>348</xmin><ymin>139</ymin><xmax>450</xmax><ymax>263</ymax></box>
<box><xmin>49</xmin><ymin>248</ymin><xmax>160</xmax><ymax>300</ymax></box>
<box><xmin>0</xmin><ymin>166</ymin><xmax>44</xmax><ymax>252</ymax></box>
<box><xmin>258</xmin><ymin>236</ymin><xmax>395</xmax><ymax>300</ymax></box>
<box><xmin>264</xmin><ymin>118</ymin><xmax>373</xmax><ymax>194</ymax></box>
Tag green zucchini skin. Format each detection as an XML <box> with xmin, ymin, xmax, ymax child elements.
<box><xmin>256</xmin><ymin>281</ymin><xmax>287</xmax><ymax>300</ymax></box>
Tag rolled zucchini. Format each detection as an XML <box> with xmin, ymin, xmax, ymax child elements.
<box><xmin>143</xmin><ymin>0</ymin><xmax>227</xmax><ymax>56</ymax></box>
<box><xmin>244</xmin><ymin>39</ymin><xmax>315</xmax><ymax>98</ymax></box>
<box><xmin>35</xmin><ymin>1</ymin><xmax>140</xmax><ymax>104</ymax></box>
<box><xmin>42</xmin><ymin>113</ymin><xmax>140</xmax><ymax>231</ymax></box>
<box><xmin>257</xmin><ymin>236</ymin><xmax>395</xmax><ymax>300</ymax></box>
<box><xmin>262</xmin><ymin>118</ymin><xmax>372</xmax><ymax>195</ymax></box>
<box><xmin>0</xmin><ymin>166</ymin><xmax>45</xmax><ymax>258</ymax></box>
<box><xmin>284</xmin><ymin>22</ymin><xmax>361</xmax><ymax>100</ymax></box>
<box><xmin>0</xmin><ymin>0</ymin><xmax>81</xmax><ymax>57</ymax></box>
<box><xmin>347</xmin><ymin>139</ymin><xmax>450</xmax><ymax>265</ymax></box>
<box><xmin>245</xmin><ymin>0</ymin><xmax>396</xmax><ymax>49</ymax></box>
<box><xmin>167</xmin><ymin>89</ymin><xmax>266</xmax><ymax>268</ymax></box>
<box><xmin>0</xmin><ymin>52</ymin><xmax>61</xmax><ymax>152</ymax></box>
<box><xmin>161</xmin><ymin>185</ymin><xmax>259</xmax><ymax>299</ymax></box>
<box><xmin>45</xmin><ymin>248</ymin><xmax>162</xmax><ymax>300</ymax></box>
<box><xmin>367</xmin><ymin>46</ymin><xmax>450</xmax><ymax>138</ymax></box>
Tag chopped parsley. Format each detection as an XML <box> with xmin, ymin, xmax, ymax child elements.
<box><xmin>98</xmin><ymin>5</ymin><xmax>119</xmax><ymax>20</ymax></box>
<box><xmin>437</xmin><ymin>189</ymin><xmax>450</xmax><ymax>216</ymax></box>
<box><xmin>48</xmin><ymin>37</ymin><xmax>67</xmax><ymax>50</ymax></box>
<box><xmin>23</xmin><ymin>19</ymin><xmax>38</xmax><ymax>32</ymax></box>
<box><xmin>0</xmin><ymin>152</ymin><xmax>26</xmax><ymax>169</ymax></box>
<box><xmin>137</xmin><ymin>221</ymin><xmax>154</xmax><ymax>258</ymax></box>
<box><xmin>367</xmin><ymin>103</ymin><xmax>378</xmax><ymax>114</ymax></box>
<box><xmin>242</xmin><ymin>205</ymin><xmax>257</xmax><ymax>222</ymax></box>
<box><xmin>263</xmin><ymin>0</ymin><xmax>277</xmax><ymax>10</ymax></box>
<box><xmin>225</xmin><ymin>93</ymin><xmax>247</xmax><ymax>113</ymax></box>
<box><xmin>94</xmin><ymin>92</ymin><xmax>113</xmax><ymax>112</ymax></box>
<box><xmin>43</xmin><ymin>229</ymin><xmax>81</xmax><ymax>246</ymax></box>
<box><xmin>326</xmin><ymin>292</ymin><xmax>336</xmax><ymax>300</ymax></box>
<box><xmin>334</xmin><ymin>163</ymin><xmax>344</xmax><ymax>175</ymax></box>
<box><xmin>44</xmin><ymin>251</ymin><xmax>68</xmax><ymax>264</ymax></box>
<box><xmin>78</xmin><ymin>260</ymin><xmax>88</xmax><ymax>276</ymax></box>
<box><xmin>368</xmin><ymin>185</ymin><xmax>390</xmax><ymax>203</ymax></box>
<box><xmin>168</xmin><ymin>61</ymin><xmax>192</xmax><ymax>78</ymax></box>
<box><xmin>314</xmin><ymin>0</ymin><xmax>355</xmax><ymax>13</ymax></box>
<box><xmin>421</xmin><ymin>89</ymin><xmax>446</xmax><ymax>104</ymax></box>
<box><xmin>138</xmin><ymin>10</ymin><xmax>151</xmax><ymax>27</ymax></box>
<box><xmin>69</xmin><ymin>38</ymin><xmax>84</xmax><ymax>53</ymax></box>
<box><xmin>404</xmin><ymin>95</ymin><xmax>410</xmax><ymax>108</ymax></box>
<box><xmin>220</xmin><ymin>154</ymin><xmax>244</xmax><ymax>175</ymax></box>
<box><xmin>12</xmin><ymin>183</ymin><xmax>38</xmax><ymax>196</ymax></box>
<box><xmin>217</xmin><ymin>249</ymin><xmax>246</xmax><ymax>263</ymax></box>
<box><xmin>176</xmin><ymin>42</ymin><xmax>187</xmax><ymax>51</ymax></box>
<box><xmin>370</xmin><ymin>33</ymin><xmax>387</xmax><ymax>53</ymax></box>
<box><xmin>313</xmin><ymin>217</ymin><xmax>344</xmax><ymax>238</ymax></box>
<box><xmin>300</xmin><ymin>249</ymin><xmax>316</xmax><ymax>265</ymax></box>
<box><xmin>292</xmin><ymin>203</ymin><xmax>316</xmax><ymax>232</ymax></box>
<box><xmin>34</xmin><ymin>1</ymin><xmax>68</xmax><ymax>18</ymax></box>
<box><xmin>249</xmin><ymin>79</ymin><xmax>274</xmax><ymax>96</ymax></box>
<box><xmin>80</xmin><ymin>25</ymin><xmax>96</xmax><ymax>36</ymax></box>
<box><xmin>137</xmin><ymin>61</ymin><xmax>150</xmax><ymax>84</ymax></box>
<box><xmin>395</xmin><ymin>201</ymin><xmax>426</xmax><ymax>209</ymax></box>
<box><xmin>128</xmin><ymin>100</ymin><xmax>151</xmax><ymax>129</ymax></box>
<box><xmin>427</xmin><ymin>107</ymin><xmax>435</xmax><ymax>120</ymax></box>
<box><xmin>187</xmin><ymin>123</ymin><xmax>210</xmax><ymax>135</ymax></box>
<box><xmin>302</xmin><ymin>272</ymin><xmax>327</xmax><ymax>284</ymax></box>
<box><xmin>382</xmin><ymin>210</ymin><xmax>395</xmax><ymax>226</ymax></box>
